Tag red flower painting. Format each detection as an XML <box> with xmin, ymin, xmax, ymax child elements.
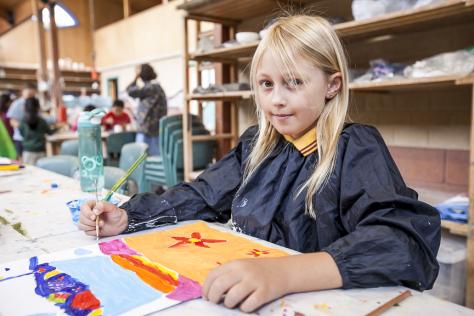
<box><xmin>169</xmin><ymin>232</ymin><xmax>226</xmax><ymax>248</ymax></box>
<box><xmin>247</xmin><ymin>249</ymin><xmax>270</xmax><ymax>257</ymax></box>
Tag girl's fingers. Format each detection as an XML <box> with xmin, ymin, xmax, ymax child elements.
<box><xmin>78</xmin><ymin>222</ymin><xmax>96</xmax><ymax>234</ymax></box>
<box><xmin>79</xmin><ymin>211</ymin><xmax>96</xmax><ymax>226</ymax></box>
<box><xmin>206</xmin><ymin>273</ymin><xmax>241</xmax><ymax>304</ymax></box>
<box><xmin>239</xmin><ymin>289</ymin><xmax>265</xmax><ymax>313</ymax></box>
<box><xmin>223</xmin><ymin>282</ymin><xmax>255</xmax><ymax>309</ymax></box>
<box><xmin>202</xmin><ymin>265</ymin><xmax>226</xmax><ymax>298</ymax></box>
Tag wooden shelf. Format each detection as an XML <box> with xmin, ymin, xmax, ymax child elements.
<box><xmin>179</xmin><ymin>0</ymin><xmax>318</xmax><ymax>21</ymax></box>
<box><xmin>349</xmin><ymin>74</ymin><xmax>474</xmax><ymax>92</ymax></box>
<box><xmin>185</xmin><ymin>75</ymin><xmax>474</xmax><ymax>101</ymax></box>
<box><xmin>186</xmin><ymin>1</ymin><xmax>474</xmax><ymax>61</ymax></box>
<box><xmin>183</xmin><ymin>0</ymin><xmax>474</xmax><ymax>46</ymax></box>
<box><xmin>191</xmin><ymin>133</ymin><xmax>234</xmax><ymax>141</ymax></box>
<box><xmin>189</xmin><ymin>41</ymin><xmax>258</xmax><ymax>61</ymax></box>
<box><xmin>441</xmin><ymin>220</ymin><xmax>469</xmax><ymax>237</ymax></box>
<box><xmin>187</xmin><ymin>90</ymin><xmax>253</xmax><ymax>100</ymax></box>
<box><xmin>335</xmin><ymin>0</ymin><xmax>474</xmax><ymax>41</ymax></box>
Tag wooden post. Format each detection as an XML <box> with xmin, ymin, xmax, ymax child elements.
<box><xmin>213</xmin><ymin>23</ymin><xmax>232</xmax><ymax>158</ymax></box>
<box><xmin>123</xmin><ymin>0</ymin><xmax>131</xmax><ymax>18</ymax></box>
<box><xmin>183</xmin><ymin>16</ymin><xmax>193</xmax><ymax>181</ymax></box>
<box><xmin>196</xmin><ymin>20</ymin><xmax>203</xmax><ymax>118</ymax></box>
<box><xmin>47</xmin><ymin>1</ymin><xmax>64</xmax><ymax>122</ymax></box>
<box><xmin>467</xmin><ymin>83</ymin><xmax>474</xmax><ymax>308</ymax></box>
<box><xmin>30</xmin><ymin>0</ymin><xmax>48</xmax><ymax>107</ymax></box>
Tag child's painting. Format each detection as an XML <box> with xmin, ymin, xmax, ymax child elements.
<box><xmin>0</xmin><ymin>221</ymin><xmax>289</xmax><ymax>315</ymax></box>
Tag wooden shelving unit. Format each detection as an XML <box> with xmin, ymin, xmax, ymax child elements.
<box><xmin>180</xmin><ymin>0</ymin><xmax>474</xmax><ymax>307</ymax></box>
<box><xmin>0</xmin><ymin>66</ymin><xmax>100</xmax><ymax>96</ymax></box>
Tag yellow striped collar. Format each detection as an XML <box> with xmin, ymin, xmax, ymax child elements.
<box><xmin>283</xmin><ymin>128</ymin><xmax>317</xmax><ymax>156</ymax></box>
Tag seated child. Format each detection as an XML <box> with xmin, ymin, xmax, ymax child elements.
<box><xmin>19</xmin><ymin>97</ymin><xmax>59</xmax><ymax>165</ymax></box>
<box><xmin>101</xmin><ymin>99</ymin><xmax>131</xmax><ymax>132</ymax></box>
<box><xmin>79</xmin><ymin>15</ymin><xmax>440</xmax><ymax>313</ymax></box>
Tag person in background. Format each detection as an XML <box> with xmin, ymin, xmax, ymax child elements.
<box><xmin>7</xmin><ymin>83</ymin><xmax>37</xmax><ymax>160</ymax></box>
<box><xmin>127</xmin><ymin>63</ymin><xmax>167</xmax><ymax>155</ymax></box>
<box><xmin>101</xmin><ymin>100</ymin><xmax>131</xmax><ymax>132</ymax></box>
<box><xmin>19</xmin><ymin>97</ymin><xmax>58</xmax><ymax>165</ymax></box>
<box><xmin>0</xmin><ymin>93</ymin><xmax>13</xmax><ymax>137</ymax></box>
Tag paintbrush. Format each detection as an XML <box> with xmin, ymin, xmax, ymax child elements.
<box><xmin>95</xmin><ymin>152</ymin><xmax>148</xmax><ymax>240</ymax></box>
<box><xmin>95</xmin><ymin>178</ymin><xmax>100</xmax><ymax>241</ymax></box>
<box><xmin>366</xmin><ymin>290</ymin><xmax>412</xmax><ymax>316</ymax></box>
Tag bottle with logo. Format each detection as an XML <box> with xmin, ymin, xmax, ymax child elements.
<box><xmin>78</xmin><ymin>108</ymin><xmax>105</xmax><ymax>192</ymax></box>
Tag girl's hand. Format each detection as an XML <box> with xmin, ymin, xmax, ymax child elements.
<box><xmin>202</xmin><ymin>258</ymin><xmax>288</xmax><ymax>313</ymax></box>
<box><xmin>78</xmin><ymin>200</ymin><xmax>128</xmax><ymax>237</ymax></box>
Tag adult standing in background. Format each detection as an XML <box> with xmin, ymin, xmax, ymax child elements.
<box><xmin>7</xmin><ymin>83</ymin><xmax>37</xmax><ymax>160</ymax></box>
<box><xmin>127</xmin><ymin>64</ymin><xmax>167</xmax><ymax>155</ymax></box>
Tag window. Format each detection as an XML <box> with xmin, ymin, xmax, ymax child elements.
<box><xmin>41</xmin><ymin>2</ymin><xmax>78</xmax><ymax>29</ymax></box>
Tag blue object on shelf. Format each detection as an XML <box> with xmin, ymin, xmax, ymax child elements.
<box><xmin>436</xmin><ymin>195</ymin><xmax>468</xmax><ymax>223</ymax></box>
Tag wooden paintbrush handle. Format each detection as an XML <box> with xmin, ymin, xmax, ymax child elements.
<box><xmin>366</xmin><ymin>290</ymin><xmax>412</xmax><ymax>316</ymax></box>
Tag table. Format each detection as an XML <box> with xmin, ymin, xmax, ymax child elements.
<box><xmin>1</xmin><ymin>166</ymin><xmax>473</xmax><ymax>315</ymax></box>
<box><xmin>45</xmin><ymin>131</ymin><xmax>110</xmax><ymax>157</ymax></box>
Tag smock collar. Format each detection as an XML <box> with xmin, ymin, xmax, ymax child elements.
<box><xmin>283</xmin><ymin>128</ymin><xmax>317</xmax><ymax>156</ymax></box>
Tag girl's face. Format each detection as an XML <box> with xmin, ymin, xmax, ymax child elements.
<box><xmin>256</xmin><ymin>50</ymin><xmax>339</xmax><ymax>139</ymax></box>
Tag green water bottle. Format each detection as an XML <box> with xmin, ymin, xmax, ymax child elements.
<box><xmin>78</xmin><ymin>108</ymin><xmax>105</xmax><ymax>192</ymax></box>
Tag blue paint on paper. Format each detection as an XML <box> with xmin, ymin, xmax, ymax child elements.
<box><xmin>74</xmin><ymin>248</ymin><xmax>92</xmax><ymax>256</ymax></box>
<box><xmin>52</xmin><ymin>255</ymin><xmax>163</xmax><ymax>315</ymax></box>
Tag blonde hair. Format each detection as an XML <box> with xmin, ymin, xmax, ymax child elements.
<box><xmin>244</xmin><ymin>15</ymin><xmax>350</xmax><ymax>218</ymax></box>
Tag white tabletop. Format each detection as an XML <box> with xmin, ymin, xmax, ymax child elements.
<box><xmin>0</xmin><ymin>166</ymin><xmax>473</xmax><ymax>316</ymax></box>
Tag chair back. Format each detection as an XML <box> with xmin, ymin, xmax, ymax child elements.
<box><xmin>36</xmin><ymin>155</ymin><xmax>80</xmax><ymax>178</ymax></box>
<box><xmin>59</xmin><ymin>140</ymin><xmax>79</xmax><ymax>156</ymax></box>
<box><xmin>106</xmin><ymin>132</ymin><xmax>136</xmax><ymax>166</ymax></box>
<box><xmin>119</xmin><ymin>142</ymin><xmax>148</xmax><ymax>192</ymax></box>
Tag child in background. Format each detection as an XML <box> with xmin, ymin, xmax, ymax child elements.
<box><xmin>101</xmin><ymin>99</ymin><xmax>131</xmax><ymax>132</ymax></box>
<box><xmin>79</xmin><ymin>15</ymin><xmax>440</xmax><ymax>312</ymax></box>
<box><xmin>0</xmin><ymin>93</ymin><xmax>13</xmax><ymax>137</ymax></box>
<box><xmin>19</xmin><ymin>97</ymin><xmax>58</xmax><ymax>165</ymax></box>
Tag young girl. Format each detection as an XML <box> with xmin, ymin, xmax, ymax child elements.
<box><xmin>79</xmin><ymin>15</ymin><xmax>440</xmax><ymax>312</ymax></box>
<box><xmin>19</xmin><ymin>97</ymin><xmax>57</xmax><ymax>165</ymax></box>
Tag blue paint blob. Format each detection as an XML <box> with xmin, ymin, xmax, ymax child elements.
<box><xmin>51</xmin><ymin>183</ymin><xmax>59</xmax><ymax>189</ymax></box>
<box><xmin>5</xmin><ymin>267</ymin><xmax>10</xmax><ymax>271</ymax></box>
<box><xmin>74</xmin><ymin>248</ymin><xmax>93</xmax><ymax>256</ymax></box>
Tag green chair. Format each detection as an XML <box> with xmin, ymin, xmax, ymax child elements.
<box><xmin>104</xmin><ymin>166</ymin><xmax>128</xmax><ymax>194</ymax></box>
<box><xmin>165</xmin><ymin>126</ymin><xmax>211</xmax><ymax>186</ymax></box>
<box><xmin>36</xmin><ymin>155</ymin><xmax>80</xmax><ymax>178</ymax></box>
<box><xmin>104</xmin><ymin>142</ymin><xmax>148</xmax><ymax>195</ymax></box>
<box><xmin>162</xmin><ymin>121</ymin><xmax>205</xmax><ymax>186</ymax></box>
<box><xmin>119</xmin><ymin>142</ymin><xmax>148</xmax><ymax>193</ymax></box>
<box><xmin>106</xmin><ymin>132</ymin><xmax>136</xmax><ymax>167</ymax></box>
<box><xmin>143</xmin><ymin>115</ymin><xmax>202</xmax><ymax>192</ymax></box>
<box><xmin>169</xmin><ymin>136</ymin><xmax>216</xmax><ymax>186</ymax></box>
<box><xmin>60</xmin><ymin>140</ymin><xmax>79</xmax><ymax>156</ymax></box>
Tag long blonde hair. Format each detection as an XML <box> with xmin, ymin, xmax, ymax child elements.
<box><xmin>244</xmin><ymin>15</ymin><xmax>350</xmax><ymax>218</ymax></box>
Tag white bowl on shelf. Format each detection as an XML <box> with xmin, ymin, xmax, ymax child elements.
<box><xmin>236</xmin><ymin>32</ymin><xmax>259</xmax><ymax>43</ymax></box>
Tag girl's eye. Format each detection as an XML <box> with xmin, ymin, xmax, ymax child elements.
<box><xmin>259</xmin><ymin>80</ymin><xmax>273</xmax><ymax>88</ymax></box>
<box><xmin>286</xmin><ymin>78</ymin><xmax>303</xmax><ymax>87</ymax></box>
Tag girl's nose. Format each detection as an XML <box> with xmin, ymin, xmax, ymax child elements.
<box><xmin>271</xmin><ymin>86</ymin><xmax>286</xmax><ymax>107</ymax></box>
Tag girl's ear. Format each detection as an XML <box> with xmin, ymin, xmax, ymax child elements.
<box><xmin>326</xmin><ymin>72</ymin><xmax>342</xmax><ymax>100</ymax></box>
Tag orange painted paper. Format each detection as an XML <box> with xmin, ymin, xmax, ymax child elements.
<box><xmin>124</xmin><ymin>221</ymin><xmax>289</xmax><ymax>284</ymax></box>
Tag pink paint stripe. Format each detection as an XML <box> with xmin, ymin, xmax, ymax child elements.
<box><xmin>99</xmin><ymin>239</ymin><xmax>139</xmax><ymax>256</ymax></box>
<box><xmin>166</xmin><ymin>275</ymin><xmax>202</xmax><ymax>301</ymax></box>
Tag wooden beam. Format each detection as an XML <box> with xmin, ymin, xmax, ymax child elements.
<box><xmin>123</xmin><ymin>0</ymin><xmax>131</xmax><ymax>18</ymax></box>
<box><xmin>47</xmin><ymin>1</ymin><xmax>64</xmax><ymax>121</ymax></box>
<box><xmin>31</xmin><ymin>0</ymin><xmax>48</xmax><ymax>106</ymax></box>
<box><xmin>467</xmin><ymin>83</ymin><xmax>474</xmax><ymax>308</ymax></box>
